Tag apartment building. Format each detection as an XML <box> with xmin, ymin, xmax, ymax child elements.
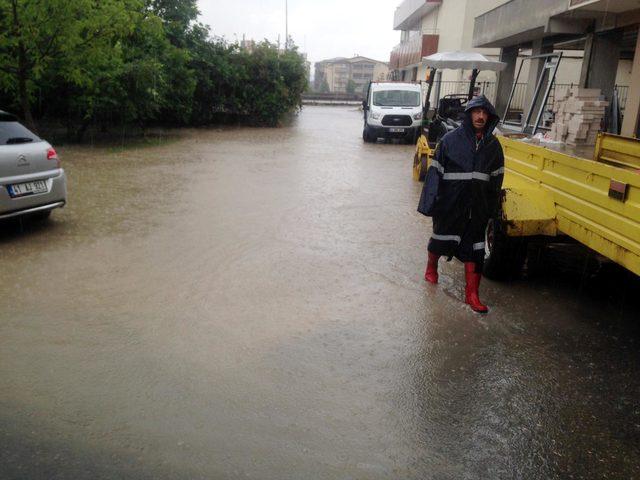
<box><xmin>390</xmin><ymin>0</ymin><xmax>508</xmax><ymax>83</ymax></box>
<box><xmin>314</xmin><ymin>57</ymin><xmax>389</xmax><ymax>94</ymax></box>
<box><xmin>390</xmin><ymin>0</ymin><xmax>638</xmax><ymax>136</ymax></box>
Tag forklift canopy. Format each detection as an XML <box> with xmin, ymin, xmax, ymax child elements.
<box><xmin>422</xmin><ymin>51</ymin><xmax>507</xmax><ymax>72</ymax></box>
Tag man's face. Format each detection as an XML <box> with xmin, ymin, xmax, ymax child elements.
<box><xmin>471</xmin><ymin>107</ymin><xmax>489</xmax><ymax>132</ymax></box>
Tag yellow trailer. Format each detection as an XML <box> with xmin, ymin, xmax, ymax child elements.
<box><xmin>413</xmin><ymin>133</ymin><xmax>640</xmax><ymax>279</ymax></box>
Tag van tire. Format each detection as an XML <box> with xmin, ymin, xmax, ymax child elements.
<box><xmin>483</xmin><ymin>213</ymin><xmax>528</xmax><ymax>280</ymax></box>
<box><xmin>362</xmin><ymin>127</ymin><xmax>375</xmax><ymax>143</ymax></box>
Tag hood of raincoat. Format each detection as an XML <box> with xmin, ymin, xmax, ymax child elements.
<box><xmin>463</xmin><ymin>95</ymin><xmax>500</xmax><ymax>137</ymax></box>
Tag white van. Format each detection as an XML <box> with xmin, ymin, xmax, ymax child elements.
<box><xmin>362</xmin><ymin>82</ymin><xmax>423</xmax><ymax>143</ymax></box>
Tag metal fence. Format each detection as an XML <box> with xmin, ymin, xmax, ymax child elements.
<box><xmin>429</xmin><ymin>80</ymin><xmax>487</xmax><ymax>104</ymax></box>
<box><xmin>430</xmin><ymin>81</ymin><xmax>630</xmax><ymax>114</ymax></box>
<box><xmin>429</xmin><ymin>80</ymin><xmax>514</xmax><ymax>110</ymax></box>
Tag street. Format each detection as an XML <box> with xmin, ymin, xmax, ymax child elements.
<box><xmin>1</xmin><ymin>106</ymin><xmax>639</xmax><ymax>479</ymax></box>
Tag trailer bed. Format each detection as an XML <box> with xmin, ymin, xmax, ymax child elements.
<box><xmin>499</xmin><ymin>134</ymin><xmax>640</xmax><ymax>275</ymax></box>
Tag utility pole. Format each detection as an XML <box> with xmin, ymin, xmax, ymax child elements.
<box><xmin>285</xmin><ymin>0</ymin><xmax>289</xmax><ymax>50</ymax></box>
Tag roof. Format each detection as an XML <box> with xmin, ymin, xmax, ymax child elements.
<box><xmin>316</xmin><ymin>57</ymin><xmax>349</xmax><ymax>65</ymax></box>
<box><xmin>422</xmin><ymin>51</ymin><xmax>507</xmax><ymax>71</ymax></box>
<box><xmin>348</xmin><ymin>56</ymin><xmax>389</xmax><ymax>66</ymax></box>
<box><xmin>370</xmin><ymin>82</ymin><xmax>421</xmax><ymax>90</ymax></box>
<box><xmin>316</xmin><ymin>56</ymin><xmax>388</xmax><ymax>66</ymax></box>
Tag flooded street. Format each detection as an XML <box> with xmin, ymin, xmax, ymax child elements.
<box><xmin>1</xmin><ymin>106</ymin><xmax>639</xmax><ymax>479</ymax></box>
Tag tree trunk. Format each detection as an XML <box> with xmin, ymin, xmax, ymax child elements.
<box><xmin>17</xmin><ymin>62</ymin><xmax>36</xmax><ymax>133</ymax></box>
<box><xmin>75</xmin><ymin>117</ymin><xmax>92</xmax><ymax>143</ymax></box>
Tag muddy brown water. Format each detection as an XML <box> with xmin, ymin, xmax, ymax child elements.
<box><xmin>1</xmin><ymin>106</ymin><xmax>639</xmax><ymax>479</ymax></box>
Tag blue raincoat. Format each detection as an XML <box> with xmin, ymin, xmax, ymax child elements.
<box><xmin>417</xmin><ymin>95</ymin><xmax>504</xmax><ymax>266</ymax></box>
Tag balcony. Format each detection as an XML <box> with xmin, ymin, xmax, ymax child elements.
<box><xmin>394</xmin><ymin>0</ymin><xmax>442</xmax><ymax>31</ymax></box>
<box><xmin>473</xmin><ymin>0</ymin><xmax>568</xmax><ymax>48</ymax></box>
<box><xmin>390</xmin><ymin>33</ymin><xmax>439</xmax><ymax>70</ymax></box>
<box><xmin>569</xmin><ymin>0</ymin><xmax>640</xmax><ymax>12</ymax></box>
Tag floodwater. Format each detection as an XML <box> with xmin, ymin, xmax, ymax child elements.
<box><xmin>1</xmin><ymin>106</ymin><xmax>639</xmax><ymax>479</ymax></box>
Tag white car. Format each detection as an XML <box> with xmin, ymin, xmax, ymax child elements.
<box><xmin>362</xmin><ymin>82</ymin><xmax>423</xmax><ymax>143</ymax></box>
<box><xmin>0</xmin><ymin>110</ymin><xmax>67</xmax><ymax>221</ymax></box>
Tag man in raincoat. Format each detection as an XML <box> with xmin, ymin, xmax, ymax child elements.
<box><xmin>418</xmin><ymin>95</ymin><xmax>504</xmax><ymax>313</ymax></box>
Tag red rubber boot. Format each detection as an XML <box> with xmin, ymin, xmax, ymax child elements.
<box><xmin>424</xmin><ymin>252</ymin><xmax>439</xmax><ymax>284</ymax></box>
<box><xmin>464</xmin><ymin>262</ymin><xmax>488</xmax><ymax>313</ymax></box>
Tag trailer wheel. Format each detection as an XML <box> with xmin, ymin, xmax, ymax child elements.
<box><xmin>413</xmin><ymin>152</ymin><xmax>428</xmax><ymax>181</ymax></box>
<box><xmin>483</xmin><ymin>214</ymin><xmax>528</xmax><ymax>280</ymax></box>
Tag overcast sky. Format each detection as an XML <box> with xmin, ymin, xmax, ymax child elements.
<box><xmin>198</xmin><ymin>0</ymin><xmax>400</xmax><ymax>66</ymax></box>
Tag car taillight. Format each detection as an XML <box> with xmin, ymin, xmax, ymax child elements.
<box><xmin>47</xmin><ymin>147</ymin><xmax>61</xmax><ymax>168</ymax></box>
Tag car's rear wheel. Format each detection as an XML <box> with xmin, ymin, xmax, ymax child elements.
<box><xmin>30</xmin><ymin>210</ymin><xmax>52</xmax><ymax>222</ymax></box>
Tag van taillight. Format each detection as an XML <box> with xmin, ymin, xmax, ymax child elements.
<box><xmin>47</xmin><ymin>148</ymin><xmax>60</xmax><ymax>168</ymax></box>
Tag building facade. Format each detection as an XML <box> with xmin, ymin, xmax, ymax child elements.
<box><xmin>314</xmin><ymin>57</ymin><xmax>389</xmax><ymax>94</ymax></box>
<box><xmin>390</xmin><ymin>0</ymin><xmax>508</xmax><ymax>83</ymax></box>
<box><xmin>473</xmin><ymin>0</ymin><xmax>640</xmax><ymax>137</ymax></box>
<box><xmin>390</xmin><ymin>0</ymin><xmax>638</xmax><ymax>136</ymax></box>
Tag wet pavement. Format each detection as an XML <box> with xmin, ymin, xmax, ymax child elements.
<box><xmin>1</xmin><ymin>106</ymin><xmax>639</xmax><ymax>479</ymax></box>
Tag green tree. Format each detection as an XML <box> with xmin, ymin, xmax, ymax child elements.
<box><xmin>188</xmin><ymin>38</ymin><xmax>307</xmax><ymax>127</ymax></box>
<box><xmin>346</xmin><ymin>79</ymin><xmax>356</xmax><ymax>95</ymax></box>
<box><xmin>235</xmin><ymin>41</ymin><xmax>308</xmax><ymax>126</ymax></box>
<box><xmin>0</xmin><ymin>0</ymin><xmax>139</xmax><ymax>131</ymax></box>
<box><xmin>0</xmin><ymin>0</ymin><xmax>310</xmax><ymax>139</ymax></box>
<box><xmin>189</xmin><ymin>33</ymin><xmax>241</xmax><ymax>125</ymax></box>
<box><xmin>146</xmin><ymin>0</ymin><xmax>199</xmax><ymax>124</ymax></box>
<box><xmin>30</xmin><ymin>3</ymin><xmax>175</xmax><ymax>140</ymax></box>
<box><xmin>147</xmin><ymin>0</ymin><xmax>199</xmax><ymax>48</ymax></box>
<box><xmin>118</xmin><ymin>9</ymin><xmax>194</xmax><ymax>126</ymax></box>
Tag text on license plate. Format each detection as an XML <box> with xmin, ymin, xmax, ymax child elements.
<box><xmin>8</xmin><ymin>180</ymin><xmax>48</xmax><ymax>197</ymax></box>
<box><xmin>389</xmin><ymin>128</ymin><xmax>405</xmax><ymax>133</ymax></box>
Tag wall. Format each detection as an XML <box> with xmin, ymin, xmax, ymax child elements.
<box><xmin>413</xmin><ymin>0</ymin><xmax>509</xmax><ymax>83</ymax></box>
<box><xmin>615</xmin><ymin>59</ymin><xmax>634</xmax><ymax>85</ymax></box>
<box><xmin>325</xmin><ymin>64</ymin><xmax>349</xmax><ymax>93</ymax></box>
<box><xmin>333</xmin><ymin>63</ymin><xmax>350</xmax><ymax>93</ymax></box>
<box><xmin>324</xmin><ymin>66</ymin><xmax>335</xmax><ymax>92</ymax></box>
<box><xmin>393</xmin><ymin>0</ymin><xmax>633</xmax><ymax>104</ymax></box>
<box><xmin>373</xmin><ymin>63</ymin><xmax>390</xmax><ymax>82</ymax></box>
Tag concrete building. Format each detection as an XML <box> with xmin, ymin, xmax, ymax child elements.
<box><xmin>390</xmin><ymin>0</ymin><xmax>509</xmax><ymax>84</ymax></box>
<box><xmin>473</xmin><ymin>0</ymin><xmax>640</xmax><ymax>137</ymax></box>
<box><xmin>390</xmin><ymin>0</ymin><xmax>630</xmax><ymax>88</ymax></box>
<box><xmin>389</xmin><ymin>0</ymin><xmax>638</xmax><ymax>137</ymax></box>
<box><xmin>314</xmin><ymin>57</ymin><xmax>389</xmax><ymax>94</ymax></box>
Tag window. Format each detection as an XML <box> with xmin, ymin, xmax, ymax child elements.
<box><xmin>0</xmin><ymin>117</ymin><xmax>40</xmax><ymax>145</ymax></box>
<box><xmin>372</xmin><ymin>90</ymin><xmax>420</xmax><ymax>107</ymax></box>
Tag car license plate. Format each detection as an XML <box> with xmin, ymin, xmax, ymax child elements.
<box><xmin>8</xmin><ymin>180</ymin><xmax>48</xmax><ymax>197</ymax></box>
<box><xmin>389</xmin><ymin>128</ymin><xmax>405</xmax><ymax>133</ymax></box>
